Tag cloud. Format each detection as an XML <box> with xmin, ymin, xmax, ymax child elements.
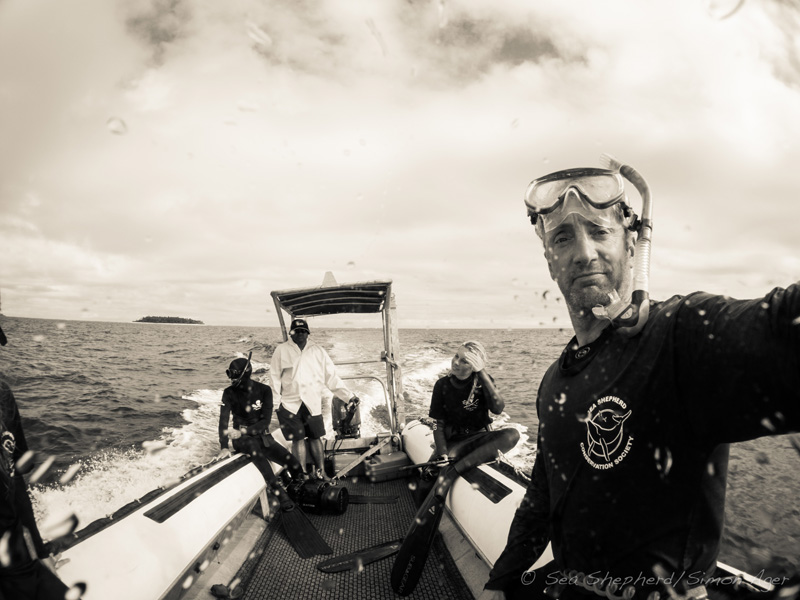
<box><xmin>1</xmin><ymin>0</ymin><xmax>799</xmax><ymax>326</ymax></box>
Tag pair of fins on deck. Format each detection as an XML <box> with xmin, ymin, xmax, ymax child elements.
<box><xmin>307</xmin><ymin>429</ymin><xmax>521</xmax><ymax>597</ymax></box>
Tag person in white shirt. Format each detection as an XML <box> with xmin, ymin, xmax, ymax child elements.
<box><xmin>269</xmin><ymin>318</ymin><xmax>358</xmax><ymax>481</ymax></box>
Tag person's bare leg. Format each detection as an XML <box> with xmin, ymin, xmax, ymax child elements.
<box><xmin>292</xmin><ymin>439</ymin><xmax>308</xmax><ymax>475</ymax></box>
<box><xmin>308</xmin><ymin>438</ymin><xmax>330</xmax><ymax>480</ymax></box>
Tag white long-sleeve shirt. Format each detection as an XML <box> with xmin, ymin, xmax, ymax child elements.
<box><xmin>269</xmin><ymin>339</ymin><xmax>353</xmax><ymax>416</ymax></box>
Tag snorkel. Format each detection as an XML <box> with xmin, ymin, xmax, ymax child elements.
<box><xmin>231</xmin><ymin>351</ymin><xmax>253</xmax><ymax>387</ymax></box>
<box><xmin>592</xmin><ymin>154</ymin><xmax>653</xmax><ymax>337</ymax></box>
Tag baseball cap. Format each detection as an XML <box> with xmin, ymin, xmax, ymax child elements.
<box><xmin>290</xmin><ymin>318</ymin><xmax>310</xmax><ymax>333</ymax></box>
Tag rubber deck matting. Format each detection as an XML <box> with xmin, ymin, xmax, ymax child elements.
<box><xmin>233</xmin><ymin>476</ymin><xmax>475</xmax><ymax>600</ymax></box>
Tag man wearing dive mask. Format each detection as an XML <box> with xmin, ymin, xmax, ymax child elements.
<box><xmin>484</xmin><ymin>162</ymin><xmax>800</xmax><ymax>600</ymax></box>
<box><xmin>217</xmin><ymin>357</ymin><xmax>304</xmax><ymax>511</ymax></box>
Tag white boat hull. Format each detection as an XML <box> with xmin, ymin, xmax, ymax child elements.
<box><xmin>56</xmin><ymin>455</ymin><xmax>266</xmax><ymax>600</ymax></box>
<box><xmin>400</xmin><ymin>419</ymin><xmax>553</xmax><ymax>571</ymax></box>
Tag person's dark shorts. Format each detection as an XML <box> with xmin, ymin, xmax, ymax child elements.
<box><xmin>277</xmin><ymin>404</ymin><xmax>326</xmax><ymax>440</ymax></box>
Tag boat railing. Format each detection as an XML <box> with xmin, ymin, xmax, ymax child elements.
<box><xmin>334</xmin><ymin>359</ymin><xmax>385</xmax><ymax>366</ymax></box>
<box><xmin>334</xmin><ymin>353</ymin><xmax>402</xmax><ymax>436</ymax></box>
<box><xmin>333</xmin><ymin>352</ymin><xmax>398</xmax><ymax>368</ymax></box>
<box><xmin>338</xmin><ymin>374</ymin><xmax>395</xmax><ymax>434</ymax></box>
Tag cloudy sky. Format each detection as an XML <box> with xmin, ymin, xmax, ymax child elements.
<box><xmin>1</xmin><ymin>0</ymin><xmax>799</xmax><ymax>328</ymax></box>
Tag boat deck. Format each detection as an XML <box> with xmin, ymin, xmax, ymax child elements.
<box><xmin>231</xmin><ymin>476</ymin><xmax>474</xmax><ymax>600</ymax></box>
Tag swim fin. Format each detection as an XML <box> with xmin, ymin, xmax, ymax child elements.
<box><xmin>281</xmin><ymin>505</ymin><xmax>332</xmax><ymax>559</ymax></box>
<box><xmin>391</xmin><ymin>467</ymin><xmax>452</xmax><ymax>595</ymax></box>
<box><xmin>391</xmin><ymin>427</ymin><xmax>520</xmax><ymax>596</ymax></box>
<box><xmin>316</xmin><ymin>539</ymin><xmax>403</xmax><ymax>573</ymax></box>
<box><xmin>348</xmin><ymin>494</ymin><xmax>399</xmax><ymax>504</ymax></box>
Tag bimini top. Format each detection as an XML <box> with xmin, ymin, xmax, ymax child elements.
<box><xmin>270</xmin><ymin>279</ymin><xmax>393</xmax><ymax>317</ymax></box>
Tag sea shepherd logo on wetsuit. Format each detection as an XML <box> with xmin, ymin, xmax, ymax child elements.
<box><xmin>580</xmin><ymin>396</ymin><xmax>633</xmax><ymax>470</ymax></box>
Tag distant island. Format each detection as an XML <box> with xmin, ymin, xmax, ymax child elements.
<box><xmin>134</xmin><ymin>316</ymin><xmax>204</xmax><ymax>324</ymax></box>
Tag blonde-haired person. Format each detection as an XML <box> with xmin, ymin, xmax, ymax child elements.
<box><xmin>428</xmin><ymin>341</ymin><xmax>505</xmax><ymax>463</ymax></box>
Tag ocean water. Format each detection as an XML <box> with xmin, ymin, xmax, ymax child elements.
<box><xmin>0</xmin><ymin>316</ymin><xmax>797</xmax><ymax>579</ymax></box>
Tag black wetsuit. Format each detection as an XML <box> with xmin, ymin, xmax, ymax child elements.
<box><xmin>218</xmin><ymin>379</ymin><xmax>302</xmax><ymax>484</ymax></box>
<box><xmin>428</xmin><ymin>373</ymin><xmax>493</xmax><ymax>446</ymax></box>
<box><xmin>0</xmin><ymin>381</ymin><xmax>68</xmax><ymax>599</ymax></box>
<box><xmin>486</xmin><ymin>285</ymin><xmax>800</xmax><ymax>598</ymax></box>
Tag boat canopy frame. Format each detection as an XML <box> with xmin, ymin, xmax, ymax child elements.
<box><xmin>270</xmin><ymin>278</ymin><xmax>405</xmax><ymax>436</ymax></box>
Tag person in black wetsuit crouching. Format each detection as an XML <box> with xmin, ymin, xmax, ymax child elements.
<box><xmin>217</xmin><ymin>357</ymin><xmax>304</xmax><ymax>512</ymax></box>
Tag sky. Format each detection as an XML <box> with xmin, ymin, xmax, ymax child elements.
<box><xmin>1</xmin><ymin>0</ymin><xmax>799</xmax><ymax>328</ymax></box>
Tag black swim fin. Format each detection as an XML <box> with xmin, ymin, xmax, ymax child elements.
<box><xmin>281</xmin><ymin>505</ymin><xmax>332</xmax><ymax>559</ymax></box>
<box><xmin>316</xmin><ymin>539</ymin><xmax>403</xmax><ymax>573</ymax></box>
<box><xmin>391</xmin><ymin>427</ymin><xmax>520</xmax><ymax>596</ymax></box>
<box><xmin>348</xmin><ymin>494</ymin><xmax>399</xmax><ymax>504</ymax></box>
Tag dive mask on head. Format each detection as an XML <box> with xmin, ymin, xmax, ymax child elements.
<box><xmin>524</xmin><ymin>168</ymin><xmax>633</xmax><ymax>233</ymax></box>
<box><xmin>227</xmin><ymin>353</ymin><xmax>252</xmax><ymax>387</ymax></box>
<box><xmin>226</xmin><ymin>368</ymin><xmax>246</xmax><ymax>380</ymax></box>
<box><xmin>524</xmin><ymin>156</ymin><xmax>654</xmax><ymax>339</ymax></box>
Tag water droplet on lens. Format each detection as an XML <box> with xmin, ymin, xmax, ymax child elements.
<box><xmin>654</xmin><ymin>447</ymin><xmax>673</xmax><ymax>477</ymax></box>
<box><xmin>59</xmin><ymin>463</ymin><xmax>81</xmax><ymax>484</ymax></box>
<box><xmin>0</xmin><ymin>532</ymin><xmax>10</xmax><ymax>567</ymax></box>
<box><xmin>143</xmin><ymin>440</ymin><xmax>168</xmax><ymax>455</ymax></box>
<box><xmin>246</xmin><ymin>21</ymin><xmax>272</xmax><ymax>47</ymax></box>
<box><xmin>41</xmin><ymin>513</ymin><xmax>79</xmax><ymax>539</ymax></box>
<box><xmin>30</xmin><ymin>455</ymin><xmax>55</xmax><ymax>483</ymax></box>
<box><xmin>106</xmin><ymin>117</ymin><xmax>128</xmax><ymax>135</ymax></box>
<box><xmin>753</xmin><ymin>505</ymin><xmax>775</xmax><ymax>530</ymax></box>
<box><xmin>15</xmin><ymin>451</ymin><xmax>35</xmax><ymax>473</ymax></box>
<box><xmin>65</xmin><ymin>583</ymin><xmax>87</xmax><ymax>600</ymax></box>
